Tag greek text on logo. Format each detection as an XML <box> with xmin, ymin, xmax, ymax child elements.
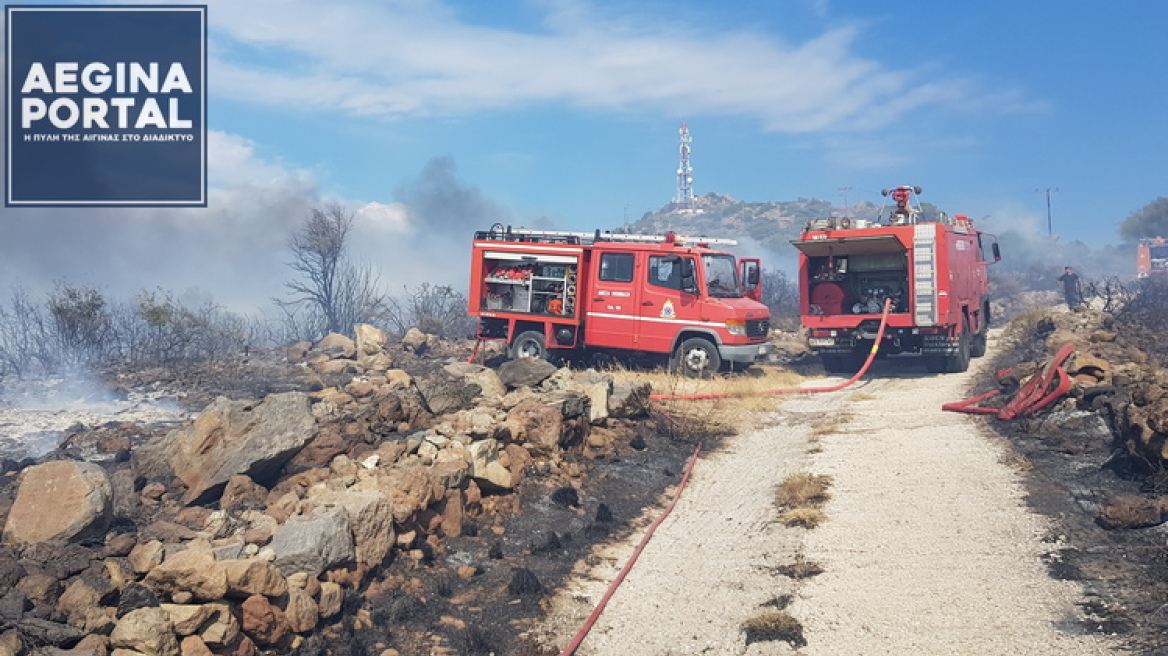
<box><xmin>5</xmin><ymin>5</ymin><xmax>207</xmax><ymax>206</ymax></box>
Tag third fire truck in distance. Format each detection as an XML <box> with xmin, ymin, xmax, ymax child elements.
<box><xmin>791</xmin><ymin>186</ymin><xmax>1001</xmax><ymax>374</ymax></box>
<box><xmin>1137</xmin><ymin>237</ymin><xmax>1168</xmax><ymax>278</ymax></box>
<box><xmin>468</xmin><ymin>224</ymin><xmax>771</xmax><ymax>377</ymax></box>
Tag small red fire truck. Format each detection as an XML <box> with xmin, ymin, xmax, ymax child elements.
<box><xmin>468</xmin><ymin>224</ymin><xmax>771</xmax><ymax>376</ymax></box>
<box><xmin>1137</xmin><ymin>237</ymin><xmax>1168</xmax><ymax>278</ymax></box>
<box><xmin>791</xmin><ymin>186</ymin><xmax>1000</xmax><ymax>374</ymax></box>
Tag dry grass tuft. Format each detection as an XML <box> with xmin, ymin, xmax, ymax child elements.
<box><xmin>777</xmin><ymin>554</ymin><xmax>825</xmax><ymax>579</ymax></box>
<box><xmin>848</xmin><ymin>391</ymin><xmax>876</xmax><ymax>402</ymax></box>
<box><xmin>776</xmin><ymin>507</ymin><xmax>827</xmax><ymax>528</ymax></box>
<box><xmin>606</xmin><ymin>363</ymin><xmax>806</xmax><ymax>438</ymax></box>
<box><xmin>776</xmin><ymin>473</ymin><xmax>833</xmax><ymax>508</ymax></box>
<box><xmin>609</xmin><ymin>364</ymin><xmax>805</xmax><ymax>413</ymax></box>
<box><xmin>742</xmin><ymin>611</ymin><xmax>807</xmax><ymax>648</ymax></box>
<box><xmin>810</xmin><ymin>413</ymin><xmax>851</xmax><ymax>437</ymax></box>
<box><xmin>775</xmin><ymin>472</ymin><xmax>833</xmax><ymax>528</ymax></box>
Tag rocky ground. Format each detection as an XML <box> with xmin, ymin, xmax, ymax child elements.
<box><xmin>0</xmin><ymin>326</ymin><xmax>706</xmax><ymax>656</ymax></box>
<box><xmin>2</xmin><ymin>305</ymin><xmax>1168</xmax><ymax>656</ymax></box>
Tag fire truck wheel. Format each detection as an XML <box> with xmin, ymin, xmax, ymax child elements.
<box><xmin>970</xmin><ymin>320</ymin><xmax>988</xmax><ymax>358</ymax></box>
<box><xmin>510</xmin><ymin>331</ymin><xmax>548</xmax><ymax>361</ymax></box>
<box><xmin>927</xmin><ymin>318</ymin><xmax>971</xmax><ymax>373</ymax></box>
<box><xmin>672</xmin><ymin>338</ymin><xmax>722</xmax><ymax>378</ymax></box>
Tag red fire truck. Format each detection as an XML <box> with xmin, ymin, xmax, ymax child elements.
<box><xmin>1137</xmin><ymin>237</ymin><xmax>1168</xmax><ymax>278</ymax></box>
<box><xmin>468</xmin><ymin>224</ymin><xmax>771</xmax><ymax>377</ymax></box>
<box><xmin>791</xmin><ymin>186</ymin><xmax>1001</xmax><ymax>374</ymax></box>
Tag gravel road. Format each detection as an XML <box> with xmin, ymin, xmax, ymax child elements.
<box><xmin>529</xmin><ymin>342</ymin><xmax>1117</xmax><ymax>655</ymax></box>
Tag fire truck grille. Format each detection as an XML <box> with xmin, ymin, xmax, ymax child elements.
<box><xmin>747</xmin><ymin>319</ymin><xmax>770</xmax><ymax>337</ymax></box>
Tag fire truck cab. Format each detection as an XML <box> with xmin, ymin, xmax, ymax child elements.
<box><xmin>469</xmin><ymin>225</ymin><xmax>771</xmax><ymax>376</ymax></box>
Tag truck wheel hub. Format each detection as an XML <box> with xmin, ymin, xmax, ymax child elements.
<box><xmin>684</xmin><ymin>349</ymin><xmax>709</xmax><ymax>370</ymax></box>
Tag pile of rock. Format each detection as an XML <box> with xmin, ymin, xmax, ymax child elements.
<box><xmin>0</xmin><ymin>325</ymin><xmax>651</xmax><ymax>656</ymax></box>
<box><xmin>995</xmin><ymin>308</ymin><xmax>1168</xmax><ymax>529</ymax></box>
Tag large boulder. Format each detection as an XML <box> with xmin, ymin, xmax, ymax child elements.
<box><xmin>1097</xmin><ymin>494</ymin><xmax>1165</xmax><ymax>529</ymax></box>
<box><xmin>609</xmin><ymin>381</ymin><xmax>651</xmax><ymax>418</ymax></box>
<box><xmin>143</xmin><ymin>548</ymin><xmax>228</xmax><ymax>602</ymax></box>
<box><xmin>239</xmin><ymin>595</ymin><xmax>290</xmax><ymax>646</ymax></box>
<box><xmin>467</xmin><ymin>439</ymin><xmax>514</xmax><ymax>491</ymax></box>
<box><xmin>3</xmin><ymin>461</ymin><xmax>112</xmax><ymax>545</ymax></box>
<box><xmin>268</xmin><ymin>507</ymin><xmax>355</xmax><ymax>576</ymax></box>
<box><xmin>497</xmin><ymin>359</ymin><xmax>558</xmax><ymax>389</ymax></box>
<box><xmin>507</xmin><ymin>399</ymin><xmax>564</xmax><ymax>449</ymax></box>
<box><xmin>354</xmin><ymin>324</ymin><xmax>389</xmax><ymax>363</ymax></box>
<box><xmin>367</xmin><ymin>466</ymin><xmax>437</xmax><ymax>523</ymax></box>
<box><xmin>401</xmin><ymin>328</ymin><xmax>431</xmax><ymax>354</ymax></box>
<box><xmin>110</xmin><ymin>607</ymin><xmax>180</xmax><ymax>656</ymax></box>
<box><xmin>169</xmin><ymin>393</ymin><xmax>317</xmax><ymax>505</ymax></box>
<box><xmin>303</xmin><ymin>489</ymin><xmax>395</xmax><ymax>569</ymax></box>
<box><xmin>283</xmin><ymin>587</ymin><xmax>319</xmax><ymax>634</ymax></box>
<box><xmin>312</xmin><ymin>333</ymin><xmax>356</xmax><ymax>360</ymax></box>
<box><xmin>220</xmin><ymin>559</ymin><xmax>288</xmax><ymax>598</ymax></box>
<box><xmin>195</xmin><ymin>604</ymin><xmax>239</xmax><ymax>647</ymax></box>
<box><xmin>417</xmin><ymin>376</ymin><xmax>482</xmax><ymax>416</ymax></box>
<box><xmin>160</xmin><ymin>604</ymin><xmax>215</xmax><ymax>636</ymax></box>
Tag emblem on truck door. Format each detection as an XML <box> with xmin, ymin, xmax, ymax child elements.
<box><xmin>661</xmin><ymin>300</ymin><xmax>676</xmax><ymax>318</ymax></box>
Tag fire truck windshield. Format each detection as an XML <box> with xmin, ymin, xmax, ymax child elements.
<box><xmin>702</xmin><ymin>254</ymin><xmax>740</xmax><ymax>298</ymax></box>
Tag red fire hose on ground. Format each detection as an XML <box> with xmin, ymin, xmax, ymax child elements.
<box><xmin>941</xmin><ymin>342</ymin><xmax>1076</xmax><ymax>419</ymax></box>
<box><xmin>649</xmin><ymin>298</ymin><xmax>894</xmax><ymax>402</ymax></box>
<box><xmin>556</xmin><ymin>442</ymin><xmax>702</xmax><ymax>656</ymax></box>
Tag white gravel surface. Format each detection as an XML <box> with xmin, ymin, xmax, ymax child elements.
<box><xmin>529</xmin><ymin>343</ymin><xmax>1116</xmax><ymax>655</ymax></box>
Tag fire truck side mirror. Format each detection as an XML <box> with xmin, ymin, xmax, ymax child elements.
<box><xmin>741</xmin><ymin>260</ymin><xmax>760</xmax><ymax>287</ymax></box>
<box><xmin>992</xmin><ymin>242</ymin><xmax>1001</xmax><ymax>262</ymax></box>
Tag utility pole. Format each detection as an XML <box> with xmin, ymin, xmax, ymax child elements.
<box><xmin>838</xmin><ymin>186</ymin><xmax>853</xmax><ymax>214</ymax></box>
<box><xmin>1037</xmin><ymin>188</ymin><xmax>1059</xmax><ymax>236</ymax></box>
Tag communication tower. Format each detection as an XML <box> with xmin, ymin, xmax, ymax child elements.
<box><xmin>674</xmin><ymin>121</ymin><xmax>694</xmax><ymax>210</ymax></box>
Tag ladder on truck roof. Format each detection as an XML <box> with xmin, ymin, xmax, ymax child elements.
<box><xmin>474</xmin><ymin>224</ymin><xmax>738</xmax><ymax>246</ymax></box>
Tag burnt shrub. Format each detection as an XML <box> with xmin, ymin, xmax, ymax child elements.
<box><xmin>743</xmin><ymin>611</ymin><xmax>807</xmax><ymax>648</ymax></box>
<box><xmin>507</xmin><ymin>568</ymin><xmax>543</xmax><ymax>596</ymax></box>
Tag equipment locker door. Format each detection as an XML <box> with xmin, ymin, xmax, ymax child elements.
<box><xmin>584</xmin><ymin>250</ymin><xmax>639</xmax><ymax>349</ymax></box>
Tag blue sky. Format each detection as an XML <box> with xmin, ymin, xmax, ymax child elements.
<box><xmin>3</xmin><ymin>0</ymin><xmax>1166</xmax><ymax>306</ymax></box>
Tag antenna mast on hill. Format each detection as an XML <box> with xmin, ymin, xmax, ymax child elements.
<box><xmin>674</xmin><ymin>121</ymin><xmax>694</xmax><ymax>210</ymax></box>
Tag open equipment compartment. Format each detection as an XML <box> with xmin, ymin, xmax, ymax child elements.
<box><xmin>480</xmin><ymin>250</ymin><xmax>578</xmax><ymax>317</ymax></box>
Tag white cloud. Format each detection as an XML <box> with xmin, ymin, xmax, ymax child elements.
<box><xmin>354</xmin><ymin>201</ymin><xmax>410</xmax><ymax>232</ymax></box>
<box><xmin>204</xmin><ymin>0</ymin><xmax>1026</xmax><ymax>133</ymax></box>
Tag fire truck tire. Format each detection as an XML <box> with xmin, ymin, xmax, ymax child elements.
<box><xmin>927</xmin><ymin>318</ymin><xmax>971</xmax><ymax>373</ymax></box>
<box><xmin>510</xmin><ymin>331</ymin><xmax>548</xmax><ymax>361</ymax></box>
<box><xmin>970</xmin><ymin>317</ymin><xmax>988</xmax><ymax>358</ymax></box>
<box><xmin>671</xmin><ymin>338</ymin><xmax>722</xmax><ymax>378</ymax></box>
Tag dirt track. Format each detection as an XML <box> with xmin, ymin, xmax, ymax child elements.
<box><xmin>529</xmin><ymin>339</ymin><xmax>1118</xmax><ymax>655</ymax></box>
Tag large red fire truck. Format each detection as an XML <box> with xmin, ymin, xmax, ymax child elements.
<box><xmin>791</xmin><ymin>186</ymin><xmax>1001</xmax><ymax>374</ymax></box>
<box><xmin>1137</xmin><ymin>237</ymin><xmax>1168</xmax><ymax>278</ymax></box>
<box><xmin>468</xmin><ymin>224</ymin><xmax>771</xmax><ymax>376</ymax></box>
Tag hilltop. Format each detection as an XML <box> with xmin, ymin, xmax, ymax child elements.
<box><xmin>625</xmin><ymin>193</ymin><xmax>885</xmax><ymax>252</ymax></box>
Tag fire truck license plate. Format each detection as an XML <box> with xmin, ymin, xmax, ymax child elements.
<box><xmin>808</xmin><ymin>337</ymin><xmax>835</xmax><ymax>347</ymax></box>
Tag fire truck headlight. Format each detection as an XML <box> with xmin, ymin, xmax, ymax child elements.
<box><xmin>725</xmin><ymin>319</ymin><xmax>746</xmax><ymax>335</ymax></box>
